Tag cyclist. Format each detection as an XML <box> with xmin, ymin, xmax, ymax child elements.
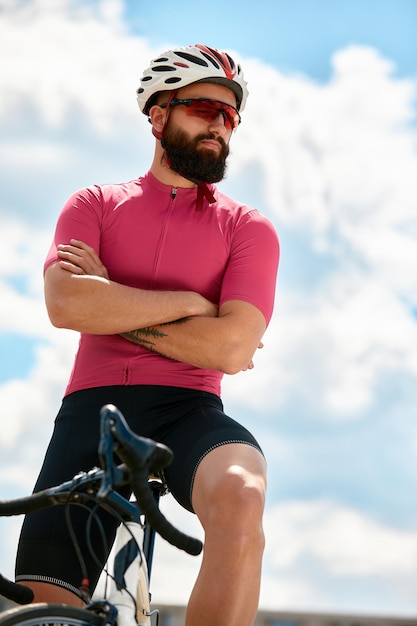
<box><xmin>15</xmin><ymin>44</ymin><xmax>279</xmax><ymax>626</ymax></box>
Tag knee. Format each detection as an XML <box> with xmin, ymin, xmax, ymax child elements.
<box><xmin>192</xmin><ymin>445</ymin><xmax>267</xmax><ymax>550</ymax></box>
<box><xmin>205</xmin><ymin>465</ymin><xmax>266</xmax><ymax>533</ymax></box>
<box><xmin>203</xmin><ymin>468</ymin><xmax>266</xmax><ymax>559</ymax></box>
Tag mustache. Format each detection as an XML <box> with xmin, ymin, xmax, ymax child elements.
<box><xmin>195</xmin><ymin>133</ymin><xmax>227</xmax><ymax>150</ymax></box>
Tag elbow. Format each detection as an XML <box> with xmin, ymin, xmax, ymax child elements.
<box><xmin>216</xmin><ymin>339</ymin><xmax>254</xmax><ymax>375</ymax></box>
<box><xmin>221</xmin><ymin>359</ymin><xmax>248</xmax><ymax>376</ymax></box>
<box><xmin>222</xmin><ymin>363</ymin><xmax>242</xmax><ymax>376</ymax></box>
<box><xmin>44</xmin><ymin>266</ymin><xmax>78</xmax><ymax>329</ymax></box>
<box><xmin>45</xmin><ymin>293</ymin><xmax>77</xmax><ymax>329</ymax></box>
<box><xmin>46</xmin><ymin>303</ymin><xmax>71</xmax><ymax>329</ymax></box>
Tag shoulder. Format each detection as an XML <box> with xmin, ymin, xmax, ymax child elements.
<box><xmin>213</xmin><ymin>189</ymin><xmax>278</xmax><ymax>239</ymax></box>
<box><xmin>71</xmin><ymin>178</ymin><xmax>144</xmax><ymax>202</ymax></box>
<box><xmin>97</xmin><ymin>178</ymin><xmax>144</xmax><ymax>204</ymax></box>
<box><xmin>61</xmin><ymin>178</ymin><xmax>145</xmax><ymax>215</ymax></box>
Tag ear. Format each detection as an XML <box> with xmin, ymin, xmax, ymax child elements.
<box><xmin>148</xmin><ymin>105</ymin><xmax>167</xmax><ymax>135</ymax></box>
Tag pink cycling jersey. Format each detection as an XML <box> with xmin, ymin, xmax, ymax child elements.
<box><xmin>45</xmin><ymin>171</ymin><xmax>279</xmax><ymax>397</ymax></box>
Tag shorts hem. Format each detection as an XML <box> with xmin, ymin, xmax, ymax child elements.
<box><xmin>15</xmin><ymin>575</ymin><xmax>82</xmax><ymax>599</ymax></box>
<box><xmin>189</xmin><ymin>440</ymin><xmax>261</xmax><ymax>510</ymax></box>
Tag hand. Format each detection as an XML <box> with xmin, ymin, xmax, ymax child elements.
<box><xmin>241</xmin><ymin>341</ymin><xmax>264</xmax><ymax>371</ymax></box>
<box><xmin>194</xmin><ymin>296</ymin><xmax>218</xmax><ymax>318</ymax></box>
<box><xmin>57</xmin><ymin>239</ymin><xmax>109</xmax><ymax>279</ymax></box>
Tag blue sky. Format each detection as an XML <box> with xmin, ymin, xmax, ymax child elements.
<box><xmin>123</xmin><ymin>0</ymin><xmax>417</xmax><ymax>80</ymax></box>
<box><xmin>1</xmin><ymin>0</ymin><xmax>417</xmax><ymax>617</ymax></box>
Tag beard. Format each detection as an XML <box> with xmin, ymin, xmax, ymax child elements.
<box><xmin>162</xmin><ymin>123</ymin><xmax>229</xmax><ymax>184</ymax></box>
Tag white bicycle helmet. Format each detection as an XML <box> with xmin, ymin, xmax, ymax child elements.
<box><xmin>137</xmin><ymin>43</ymin><xmax>248</xmax><ymax>115</ymax></box>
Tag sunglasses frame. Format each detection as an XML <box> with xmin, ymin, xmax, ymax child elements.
<box><xmin>161</xmin><ymin>97</ymin><xmax>241</xmax><ymax>130</ymax></box>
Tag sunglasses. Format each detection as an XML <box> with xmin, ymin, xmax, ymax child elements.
<box><xmin>161</xmin><ymin>98</ymin><xmax>241</xmax><ymax>130</ymax></box>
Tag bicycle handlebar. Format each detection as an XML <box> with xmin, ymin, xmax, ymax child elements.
<box><xmin>0</xmin><ymin>404</ymin><xmax>203</xmax><ymax>604</ymax></box>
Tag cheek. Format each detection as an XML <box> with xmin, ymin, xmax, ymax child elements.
<box><xmin>170</xmin><ymin>108</ymin><xmax>202</xmax><ymax>132</ymax></box>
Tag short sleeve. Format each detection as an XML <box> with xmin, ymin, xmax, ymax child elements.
<box><xmin>44</xmin><ymin>186</ymin><xmax>104</xmax><ymax>273</ymax></box>
<box><xmin>219</xmin><ymin>210</ymin><xmax>279</xmax><ymax>325</ymax></box>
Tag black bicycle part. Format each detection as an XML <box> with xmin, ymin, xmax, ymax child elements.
<box><xmin>0</xmin><ymin>576</ymin><xmax>33</xmax><ymax>606</ymax></box>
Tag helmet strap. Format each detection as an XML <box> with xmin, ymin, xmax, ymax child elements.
<box><xmin>196</xmin><ymin>182</ymin><xmax>216</xmax><ymax>212</ymax></box>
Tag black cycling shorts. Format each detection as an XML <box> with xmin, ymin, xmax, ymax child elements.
<box><xmin>15</xmin><ymin>385</ymin><xmax>262</xmax><ymax>596</ymax></box>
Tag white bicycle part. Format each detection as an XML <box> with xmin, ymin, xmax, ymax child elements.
<box><xmin>105</xmin><ymin>521</ymin><xmax>151</xmax><ymax>626</ymax></box>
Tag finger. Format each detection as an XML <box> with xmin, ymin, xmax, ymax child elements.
<box><xmin>68</xmin><ymin>241</ymin><xmax>108</xmax><ymax>276</ymax></box>
<box><xmin>70</xmin><ymin>239</ymin><xmax>100</xmax><ymax>260</ymax></box>
<box><xmin>57</xmin><ymin>242</ymin><xmax>108</xmax><ymax>278</ymax></box>
<box><xmin>58</xmin><ymin>247</ymin><xmax>98</xmax><ymax>272</ymax></box>
<box><xmin>58</xmin><ymin>260</ymin><xmax>84</xmax><ymax>275</ymax></box>
<box><xmin>58</xmin><ymin>243</ymin><xmax>95</xmax><ymax>261</ymax></box>
<box><xmin>57</xmin><ymin>249</ymin><xmax>89</xmax><ymax>268</ymax></box>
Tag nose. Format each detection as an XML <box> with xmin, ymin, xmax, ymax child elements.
<box><xmin>208</xmin><ymin>112</ymin><xmax>228</xmax><ymax>134</ymax></box>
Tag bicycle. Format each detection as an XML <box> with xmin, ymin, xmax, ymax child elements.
<box><xmin>0</xmin><ymin>404</ymin><xmax>203</xmax><ymax>626</ymax></box>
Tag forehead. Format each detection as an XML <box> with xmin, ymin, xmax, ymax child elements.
<box><xmin>176</xmin><ymin>82</ymin><xmax>237</xmax><ymax>107</ymax></box>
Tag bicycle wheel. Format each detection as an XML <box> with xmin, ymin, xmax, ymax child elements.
<box><xmin>0</xmin><ymin>603</ymin><xmax>106</xmax><ymax>626</ymax></box>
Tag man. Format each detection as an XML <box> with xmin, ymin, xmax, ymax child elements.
<box><xmin>15</xmin><ymin>44</ymin><xmax>279</xmax><ymax>626</ymax></box>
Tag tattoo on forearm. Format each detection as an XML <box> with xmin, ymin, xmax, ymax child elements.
<box><xmin>119</xmin><ymin>317</ymin><xmax>191</xmax><ymax>357</ymax></box>
<box><xmin>120</xmin><ymin>327</ymin><xmax>167</xmax><ymax>351</ymax></box>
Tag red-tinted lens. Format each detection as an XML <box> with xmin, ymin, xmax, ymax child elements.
<box><xmin>183</xmin><ymin>99</ymin><xmax>240</xmax><ymax>130</ymax></box>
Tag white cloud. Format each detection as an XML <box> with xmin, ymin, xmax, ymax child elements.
<box><xmin>0</xmin><ymin>332</ymin><xmax>78</xmax><ymax>449</ymax></box>
<box><xmin>265</xmin><ymin>499</ymin><xmax>417</xmax><ymax>577</ymax></box>
<box><xmin>235</xmin><ymin>45</ymin><xmax>417</xmax><ymax>234</ymax></box>
<box><xmin>261</xmin><ymin>499</ymin><xmax>417</xmax><ymax>613</ymax></box>
<box><xmin>224</xmin><ymin>267</ymin><xmax>417</xmax><ymax>416</ymax></box>
<box><xmin>0</xmin><ymin>0</ymin><xmax>149</xmax><ymax>133</ymax></box>
<box><xmin>0</xmin><ymin>141</ymin><xmax>71</xmax><ymax>173</ymax></box>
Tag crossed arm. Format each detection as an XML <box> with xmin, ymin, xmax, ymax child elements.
<box><xmin>45</xmin><ymin>240</ymin><xmax>266</xmax><ymax>374</ymax></box>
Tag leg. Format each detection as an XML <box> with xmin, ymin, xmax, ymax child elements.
<box><xmin>16</xmin><ymin>581</ymin><xmax>85</xmax><ymax>606</ymax></box>
<box><xmin>185</xmin><ymin>443</ymin><xmax>267</xmax><ymax>626</ymax></box>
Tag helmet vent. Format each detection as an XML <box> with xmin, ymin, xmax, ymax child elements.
<box><xmin>199</xmin><ymin>51</ymin><xmax>221</xmax><ymax>70</ymax></box>
<box><xmin>174</xmin><ymin>51</ymin><xmax>209</xmax><ymax>67</ymax></box>
<box><xmin>165</xmin><ymin>77</ymin><xmax>182</xmax><ymax>84</ymax></box>
<box><xmin>153</xmin><ymin>65</ymin><xmax>176</xmax><ymax>73</ymax></box>
<box><xmin>225</xmin><ymin>53</ymin><xmax>236</xmax><ymax>70</ymax></box>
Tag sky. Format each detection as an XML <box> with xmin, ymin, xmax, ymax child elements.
<box><xmin>1</xmin><ymin>0</ymin><xmax>417</xmax><ymax>618</ymax></box>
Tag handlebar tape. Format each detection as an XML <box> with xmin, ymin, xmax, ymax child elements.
<box><xmin>0</xmin><ymin>574</ymin><xmax>34</xmax><ymax>605</ymax></box>
<box><xmin>0</xmin><ymin>490</ymin><xmax>54</xmax><ymax>516</ymax></box>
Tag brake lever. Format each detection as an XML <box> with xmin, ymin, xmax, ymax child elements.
<box><xmin>97</xmin><ymin>405</ymin><xmax>126</xmax><ymax>497</ymax></box>
<box><xmin>99</xmin><ymin>404</ymin><xmax>173</xmax><ymax>474</ymax></box>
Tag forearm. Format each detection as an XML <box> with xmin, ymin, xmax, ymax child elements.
<box><xmin>45</xmin><ymin>264</ymin><xmax>216</xmax><ymax>334</ymax></box>
<box><xmin>121</xmin><ymin>301</ymin><xmax>266</xmax><ymax>374</ymax></box>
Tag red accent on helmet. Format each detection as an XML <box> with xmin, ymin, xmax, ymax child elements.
<box><xmin>194</xmin><ymin>44</ymin><xmax>238</xmax><ymax>81</ymax></box>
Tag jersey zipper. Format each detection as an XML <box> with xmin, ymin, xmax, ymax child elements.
<box><xmin>152</xmin><ymin>188</ymin><xmax>177</xmax><ymax>278</ymax></box>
